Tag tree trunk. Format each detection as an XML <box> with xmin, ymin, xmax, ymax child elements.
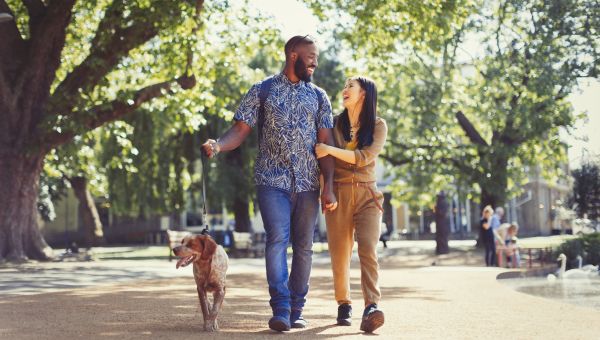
<box><xmin>68</xmin><ymin>176</ymin><xmax>105</xmax><ymax>248</ymax></box>
<box><xmin>0</xmin><ymin>150</ymin><xmax>53</xmax><ymax>261</ymax></box>
<box><xmin>224</xmin><ymin>146</ymin><xmax>252</xmax><ymax>233</ymax></box>
<box><xmin>232</xmin><ymin>196</ymin><xmax>251</xmax><ymax>233</ymax></box>
<box><xmin>476</xmin><ymin>150</ymin><xmax>509</xmax><ymax>248</ymax></box>
<box><xmin>480</xmin><ymin>189</ymin><xmax>499</xmax><ymax>211</ymax></box>
<box><xmin>478</xmin><ymin>149</ymin><xmax>509</xmax><ymax>210</ymax></box>
<box><xmin>435</xmin><ymin>191</ymin><xmax>450</xmax><ymax>255</ymax></box>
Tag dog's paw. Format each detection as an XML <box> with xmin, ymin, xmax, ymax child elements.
<box><xmin>204</xmin><ymin>320</ymin><xmax>219</xmax><ymax>332</ymax></box>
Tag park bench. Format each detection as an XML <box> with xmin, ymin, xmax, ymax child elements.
<box><xmin>520</xmin><ymin>247</ymin><xmax>554</xmax><ymax>268</ymax></box>
<box><xmin>231</xmin><ymin>231</ymin><xmax>265</xmax><ymax>258</ymax></box>
<box><xmin>497</xmin><ymin>245</ymin><xmax>554</xmax><ymax>269</ymax></box>
<box><xmin>166</xmin><ymin>229</ymin><xmax>192</xmax><ymax>261</ymax></box>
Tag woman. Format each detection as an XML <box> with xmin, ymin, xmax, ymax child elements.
<box><xmin>315</xmin><ymin>76</ymin><xmax>387</xmax><ymax>333</ymax></box>
<box><xmin>480</xmin><ymin>206</ymin><xmax>495</xmax><ymax>266</ymax></box>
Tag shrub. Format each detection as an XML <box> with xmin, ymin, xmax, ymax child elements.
<box><xmin>554</xmin><ymin>233</ymin><xmax>600</xmax><ymax>269</ymax></box>
<box><xmin>582</xmin><ymin>233</ymin><xmax>600</xmax><ymax>266</ymax></box>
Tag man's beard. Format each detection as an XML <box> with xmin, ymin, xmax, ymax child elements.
<box><xmin>294</xmin><ymin>58</ymin><xmax>313</xmax><ymax>82</ymax></box>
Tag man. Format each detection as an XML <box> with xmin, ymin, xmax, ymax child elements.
<box><xmin>201</xmin><ymin>35</ymin><xmax>337</xmax><ymax>332</ymax></box>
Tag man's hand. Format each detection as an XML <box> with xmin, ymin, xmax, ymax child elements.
<box><xmin>321</xmin><ymin>186</ymin><xmax>338</xmax><ymax>213</ymax></box>
<box><xmin>201</xmin><ymin>139</ymin><xmax>220</xmax><ymax>158</ymax></box>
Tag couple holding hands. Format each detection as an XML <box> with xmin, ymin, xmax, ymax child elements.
<box><xmin>201</xmin><ymin>35</ymin><xmax>387</xmax><ymax>333</ymax></box>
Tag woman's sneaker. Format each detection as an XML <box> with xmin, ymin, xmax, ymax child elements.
<box><xmin>336</xmin><ymin>303</ymin><xmax>352</xmax><ymax>326</ymax></box>
<box><xmin>360</xmin><ymin>304</ymin><xmax>384</xmax><ymax>333</ymax></box>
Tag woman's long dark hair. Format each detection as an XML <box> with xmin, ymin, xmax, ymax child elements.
<box><xmin>339</xmin><ymin>76</ymin><xmax>377</xmax><ymax>149</ymax></box>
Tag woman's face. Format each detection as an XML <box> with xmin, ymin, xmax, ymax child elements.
<box><xmin>342</xmin><ymin>79</ymin><xmax>365</xmax><ymax>110</ymax></box>
<box><xmin>483</xmin><ymin>210</ymin><xmax>491</xmax><ymax>219</ymax></box>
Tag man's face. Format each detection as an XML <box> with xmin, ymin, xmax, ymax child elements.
<box><xmin>292</xmin><ymin>43</ymin><xmax>319</xmax><ymax>82</ymax></box>
<box><xmin>497</xmin><ymin>208</ymin><xmax>504</xmax><ymax>217</ymax></box>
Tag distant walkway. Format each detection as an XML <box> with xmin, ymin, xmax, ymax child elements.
<box><xmin>0</xmin><ymin>240</ymin><xmax>464</xmax><ymax>295</ymax></box>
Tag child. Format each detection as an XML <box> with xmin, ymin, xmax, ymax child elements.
<box><xmin>504</xmin><ymin>223</ymin><xmax>520</xmax><ymax>268</ymax></box>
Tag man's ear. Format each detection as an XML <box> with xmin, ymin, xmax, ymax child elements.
<box><xmin>200</xmin><ymin>235</ymin><xmax>217</xmax><ymax>260</ymax></box>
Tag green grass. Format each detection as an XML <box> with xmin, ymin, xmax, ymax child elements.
<box><xmin>517</xmin><ymin>235</ymin><xmax>578</xmax><ymax>249</ymax></box>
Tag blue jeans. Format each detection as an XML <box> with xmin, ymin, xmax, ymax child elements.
<box><xmin>484</xmin><ymin>239</ymin><xmax>496</xmax><ymax>266</ymax></box>
<box><xmin>257</xmin><ymin>185</ymin><xmax>319</xmax><ymax>313</ymax></box>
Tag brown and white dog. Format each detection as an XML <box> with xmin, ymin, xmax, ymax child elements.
<box><xmin>173</xmin><ymin>234</ymin><xmax>228</xmax><ymax>332</ymax></box>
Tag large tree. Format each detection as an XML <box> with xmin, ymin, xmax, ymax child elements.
<box><xmin>0</xmin><ymin>0</ymin><xmax>207</xmax><ymax>261</ymax></box>
<box><xmin>310</xmin><ymin>0</ymin><xmax>600</xmax><ymax>209</ymax></box>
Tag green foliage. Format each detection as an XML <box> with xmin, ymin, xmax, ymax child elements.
<box><xmin>555</xmin><ymin>233</ymin><xmax>600</xmax><ymax>269</ymax></box>
<box><xmin>312</xmin><ymin>0</ymin><xmax>599</xmax><ymax>208</ymax></box>
<box><xmin>308</xmin><ymin>0</ymin><xmax>477</xmax><ymax>59</ymax></box>
<box><xmin>570</xmin><ymin>162</ymin><xmax>600</xmax><ymax>220</ymax></box>
<box><xmin>312</xmin><ymin>46</ymin><xmax>346</xmax><ymax>110</ymax></box>
<box><xmin>41</xmin><ymin>1</ymin><xmax>283</xmax><ymax>219</ymax></box>
<box><xmin>95</xmin><ymin>3</ymin><xmax>282</xmax><ymax>217</ymax></box>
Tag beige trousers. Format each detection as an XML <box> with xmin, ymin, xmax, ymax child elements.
<box><xmin>325</xmin><ymin>182</ymin><xmax>383</xmax><ymax>306</ymax></box>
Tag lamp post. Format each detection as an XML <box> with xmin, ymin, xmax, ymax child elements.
<box><xmin>0</xmin><ymin>12</ymin><xmax>14</xmax><ymax>23</ymax></box>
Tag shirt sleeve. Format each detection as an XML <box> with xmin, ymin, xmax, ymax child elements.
<box><xmin>233</xmin><ymin>83</ymin><xmax>261</xmax><ymax>128</ymax></box>
<box><xmin>354</xmin><ymin>118</ymin><xmax>388</xmax><ymax>167</ymax></box>
<box><xmin>490</xmin><ymin>215</ymin><xmax>501</xmax><ymax>230</ymax></box>
<box><xmin>316</xmin><ymin>88</ymin><xmax>333</xmax><ymax>129</ymax></box>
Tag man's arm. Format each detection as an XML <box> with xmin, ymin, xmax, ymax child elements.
<box><xmin>318</xmin><ymin>127</ymin><xmax>337</xmax><ymax>212</ymax></box>
<box><xmin>201</xmin><ymin>121</ymin><xmax>252</xmax><ymax>158</ymax></box>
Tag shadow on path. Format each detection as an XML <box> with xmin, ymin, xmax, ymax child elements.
<box><xmin>0</xmin><ymin>267</ymin><xmax>445</xmax><ymax>340</ymax></box>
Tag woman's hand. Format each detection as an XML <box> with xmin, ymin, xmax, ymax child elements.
<box><xmin>315</xmin><ymin>143</ymin><xmax>329</xmax><ymax>159</ymax></box>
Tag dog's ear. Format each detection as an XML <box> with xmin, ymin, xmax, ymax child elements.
<box><xmin>199</xmin><ymin>235</ymin><xmax>217</xmax><ymax>260</ymax></box>
<box><xmin>188</xmin><ymin>236</ymin><xmax>204</xmax><ymax>253</ymax></box>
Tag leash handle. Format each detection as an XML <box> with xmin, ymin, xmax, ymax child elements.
<box><xmin>200</xmin><ymin>154</ymin><xmax>210</xmax><ymax>235</ymax></box>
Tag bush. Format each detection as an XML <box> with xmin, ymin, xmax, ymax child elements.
<box><xmin>555</xmin><ymin>233</ymin><xmax>600</xmax><ymax>269</ymax></box>
<box><xmin>583</xmin><ymin>233</ymin><xmax>600</xmax><ymax>266</ymax></box>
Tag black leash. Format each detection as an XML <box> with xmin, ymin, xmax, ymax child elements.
<box><xmin>200</xmin><ymin>154</ymin><xmax>210</xmax><ymax>236</ymax></box>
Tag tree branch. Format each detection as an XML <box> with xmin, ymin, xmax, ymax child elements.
<box><xmin>0</xmin><ymin>0</ymin><xmax>26</xmax><ymax>85</ymax></box>
<box><xmin>388</xmin><ymin>139</ymin><xmax>469</xmax><ymax>151</ymax></box>
<box><xmin>42</xmin><ymin>74</ymin><xmax>196</xmax><ymax>149</ymax></box>
<box><xmin>455</xmin><ymin>111</ymin><xmax>488</xmax><ymax>146</ymax></box>
<box><xmin>51</xmin><ymin>14</ymin><xmax>158</xmax><ymax>112</ymax></box>
<box><xmin>412</xmin><ymin>48</ymin><xmax>437</xmax><ymax>80</ymax></box>
<box><xmin>22</xmin><ymin>0</ymin><xmax>46</xmax><ymax>32</ymax></box>
<box><xmin>12</xmin><ymin>0</ymin><xmax>75</xmax><ymax>139</ymax></box>
<box><xmin>380</xmin><ymin>154</ymin><xmax>412</xmax><ymax>167</ymax></box>
<box><xmin>495</xmin><ymin>0</ymin><xmax>508</xmax><ymax>61</ymax></box>
<box><xmin>0</xmin><ymin>0</ymin><xmax>21</xmax><ymax>41</ymax></box>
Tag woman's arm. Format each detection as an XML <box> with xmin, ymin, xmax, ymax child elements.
<box><xmin>315</xmin><ymin>143</ymin><xmax>356</xmax><ymax>164</ymax></box>
<box><xmin>481</xmin><ymin>218</ymin><xmax>490</xmax><ymax>230</ymax></box>
<box><xmin>315</xmin><ymin>118</ymin><xmax>388</xmax><ymax>165</ymax></box>
<box><xmin>354</xmin><ymin>119</ymin><xmax>387</xmax><ymax>167</ymax></box>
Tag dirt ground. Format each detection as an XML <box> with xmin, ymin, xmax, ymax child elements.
<box><xmin>1</xmin><ymin>243</ymin><xmax>599</xmax><ymax>339</ymax></box>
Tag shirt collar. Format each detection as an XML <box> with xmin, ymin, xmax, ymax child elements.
<box><xmin>279</xmin><ymin>72</ymin><xmax>304</xmax><ymax>87</ymax></box>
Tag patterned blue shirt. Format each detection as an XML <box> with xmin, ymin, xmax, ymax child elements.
<box><xmin>234</xmin><ymin>73</ymin><xmax>333</xmax><ymax>192</ymax></box>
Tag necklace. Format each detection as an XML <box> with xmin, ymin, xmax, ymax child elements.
<box><xmin>349</xmin><ymin>125</ymin><xmax>359</xmax><ymax>140</ymax></box>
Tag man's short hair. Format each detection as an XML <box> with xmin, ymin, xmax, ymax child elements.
<box><xmin>285</xmin><ymin>35</ymin><xmax>316</xmax><ymax>58</ymax></box>
<box><xmin>495</xmin><ymin>207</ymin><xmax>504</xmax><ymax>214</ymax></box>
